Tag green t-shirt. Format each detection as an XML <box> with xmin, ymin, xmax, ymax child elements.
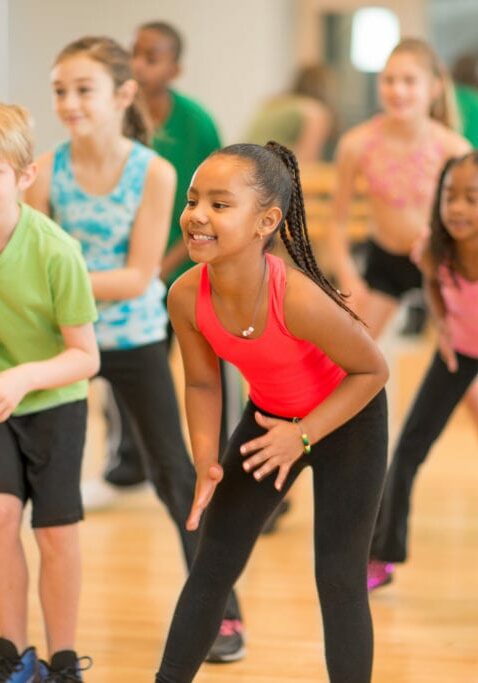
<box><xmin>151</xmin><ymin>89</ymin><xmax>221</xmax><ymax>285</ymax></box>
<box><xmin>455</xmin><ymin>84</ymin><xmax>478</xmax><ymax>147</ymax></box>
<box><xmin>245</xmin><ymin>95</ymin><xmax>304</xmax><ymax>149</ymax></box>
<box><xmin>0</xmin><ymin>203</ymin><xmax>98</xmax><ymax>415</ymax></box>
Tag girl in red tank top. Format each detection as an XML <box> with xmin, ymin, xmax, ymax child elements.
<box><xmin>369</xmin><ymin>152</ymin><xmax>478</xmax><ymax>590</ymax></box>
<box><xmin>156</xmin><ymin>142</ymin><xmax>389</xmax><ymax>683</ymax></box>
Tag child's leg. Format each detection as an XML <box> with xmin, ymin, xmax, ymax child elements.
<box><xmin>156</xmin><ymin>402</ymin><xmax>304</xmax><ymax>683</ymax></box>
<box><xmin>311</xmin><ymin>390</ymin><xmax>388</xmax><ymax>683</ymax></box>
<box><xmin>34</xmin><ymin>523</ymin><xmax>80</xmax><ymax>656</ymax></box>
<box><xmin>372</xmin><ymin>351</ymin><xmax>478</xmax><ymax>562</ymax></box>
<box><xmin>0</xmin><ymin>494</ymin><xmax>28</xmax><ymax>651</ymax></box>
<box><xmin>464</xmin><ymin>377</ymin><xmax>478</xmax><ymax>435</ymax></box>
<box><xmin>99</xmin><ymin>342</ymin><xmax>199</xmax><ymax>567</ymax></box>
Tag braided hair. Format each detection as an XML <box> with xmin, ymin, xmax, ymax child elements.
<box><xmin>212</xmin><ymin>141</ymin><xmax>360</xmax><ymax>320</ymax></box>
<box><xmin>430</xmin><ymin>151</ymin><xmax>478</xmax><ymax>279</ymax></box>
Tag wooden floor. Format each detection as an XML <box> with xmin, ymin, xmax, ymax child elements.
<box><xmin>21</xmin><ymin>330</ymin><xmax>478</xmax><ymax>682</ymax></box>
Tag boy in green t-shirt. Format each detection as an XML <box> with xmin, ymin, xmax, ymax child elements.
<box><xmin>0</xmin><ymin>103</ymin><xmax>99</xmax><ymax>681</ymax></box>
<box><xmin>132</xmin><ymin>20</ymin><xmax>221</xmax><ymax>287</ymax></box>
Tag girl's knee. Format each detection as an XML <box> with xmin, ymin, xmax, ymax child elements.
<box><xmin>315</xmin><ymin>558</ymin><xmax>366</xmax><ymax>603</ymax></box>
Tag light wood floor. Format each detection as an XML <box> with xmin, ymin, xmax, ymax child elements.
<box><xmin>21</xmin><ymin>332</ymin><xmax>478</xmax><ymax>682</ymax></box>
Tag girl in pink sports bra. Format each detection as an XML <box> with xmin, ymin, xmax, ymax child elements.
<box><xmin>155</xmin><ymin>142</ymin><xmax>389</xmax><ymax>682</ymax></box>
<box><xmin>368</xmin><ymin>151</ymin><xmax>478</xmax><ymax>590</ymax></box>
<box><xmin>330</xmin><ymin>38</ymin><xmax>470</xmax><ymax>337</ymax></box>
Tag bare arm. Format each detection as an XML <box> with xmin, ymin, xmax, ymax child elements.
<box><xmin>328</xmin><ymin>132</ymin><xmax>365</xmax><ymax>294</ymax></box>
<box><xmin>90</xmin><ymin>157</ymin><xmax>176</xmax><ymax>300</ymax></box>
<box><xmin>285</xmin><ymin>268</ymin><xmax>388</xmax><ymax>441</ymax></box>
<box><xmin>0</xmin><ymin>323</ymin><xmax>99</xmax><ymax>422</ymax></box>
<box><xmin>241</xmin><ymin>267</ymin><xmax>388</xmax><ymax>489</ymax></box>
<box><xmin>168</xmin><ymin>270</ymin><xmax>224</xmax><ymax>529</ymax></box>
<box><xmin>26</xmin><ymin>153</ymin><xmax>176</xmax><ymax>300</ymax></box>
<box><xmin>419</xmin><ymin>243</ymin><xmax>457</xmax><ymax>372</ymax></box>
<box><xmin>160</xmin><ymin>238</ymin><xmax>190</xmax><ymax>283</ymax></box>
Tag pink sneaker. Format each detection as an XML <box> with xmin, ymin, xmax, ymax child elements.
<box><xmin>367</xmin><ymin>560</ymin><xmax>394</xmax><ymax>591</ymax></box>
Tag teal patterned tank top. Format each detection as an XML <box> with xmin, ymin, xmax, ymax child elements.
<box><xmin>50</xmin><ymin>141</ymin><xmax>167</xmax><ymax>350</ymax></box>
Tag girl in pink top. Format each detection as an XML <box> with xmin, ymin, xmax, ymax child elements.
<box><xmin>369</xmin><ymin>152</ymin><xmax>478</xmax><ymax>590</ymax></box>
<box><xmin>155</xmin><ymin>141</ymin><xmax>389</xmax><ymax>683</ymax></box>
<box><xmin>330</xmin><ymin>38</ymin><xmax>470</xmax><ymax>334</ymax></box>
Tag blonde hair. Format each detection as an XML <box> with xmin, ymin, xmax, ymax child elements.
<box><xmin>54</xmin><ymin>36</ymin><xmax>151</xmax><ymax>144</ymax></box>
<box><xmin>388</xmin><ymin>38</ymin><xmax>460</xmax><ymax>131</ymax></box>
<box><xmin>0</xmin><ymin>103</ymin><xmax>34</xmax><ymax>173</ymax></box>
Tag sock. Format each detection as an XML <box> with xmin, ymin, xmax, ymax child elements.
<box><xmin>50</xmin><ymin>649</ymin><xmax>77</xmax><ymax>672</ymax></box>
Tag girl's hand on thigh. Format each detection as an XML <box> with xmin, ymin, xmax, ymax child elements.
<box><xmin>186</xmin><ymin>464</ymin><xmax>224</xmax><ymax>531</ymax></box>
<box><xmin>240</xmin><ymin>412</ymin><xmax>303</xmax><ymax>491</ymax></box>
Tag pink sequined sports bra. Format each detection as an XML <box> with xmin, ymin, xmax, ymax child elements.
<box><xmin>439</xmin><ymin>265</ymin><xmax>478</xmax><ymax>359</ymax></box>
<box><xmin>360</xmin><ymin>115</ymin><xmax>445</xmax><ymax>209</ymax></box>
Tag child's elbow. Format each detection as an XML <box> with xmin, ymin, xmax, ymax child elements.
<box><xmin>87</xmin><ymin>347</ymin><xmax>100</xmax><ymax>378</ymax></box>
<box><xmin>376</xmin><ymin>357</ymin><xmax>390</xmax><ymax>389</ymax></box>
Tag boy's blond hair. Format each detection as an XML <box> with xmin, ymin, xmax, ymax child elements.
<box><xmin>0</xmin><ymin>103</ymin><xmax>34</xmax><ymax>173</ymax></box>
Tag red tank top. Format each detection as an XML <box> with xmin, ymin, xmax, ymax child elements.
<box><xmin>196</xmin><ymin>253</ymin><xmax>346</xmax><ymax>418</ymax></box>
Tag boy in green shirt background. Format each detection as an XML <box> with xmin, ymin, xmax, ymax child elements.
<box><xmin>0</xmin><ymin>103</ymin><xmax>99</xmax><ymax>680</ymax></box>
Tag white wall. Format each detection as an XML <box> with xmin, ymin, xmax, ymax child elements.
<box><xmin>7</xmin><ymin>0</ymin><xmax>296</xmax><ymax>152</ymax></box>
<box><xmin>0</xmin><ymin>0</ymin><xmax>8</xmax><ymax>100</ymax></box>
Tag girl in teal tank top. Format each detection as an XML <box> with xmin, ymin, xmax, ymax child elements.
<box><xmin>26</xmin><ymin>36</ymin><xmax>242</xmax><ymax>676</ymax></box>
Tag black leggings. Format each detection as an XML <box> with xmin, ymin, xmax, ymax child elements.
<box><xmin>98</xmin><ymin>342</ymin><xmax>241</xmax><ymax>620</ymax></box>
<box><xmin>371</xmin><ymin>350</ymin><xmax>478</xmax><ymax>562</ymax></box>
<box><xmin>99</xmin><ymin>342</ymin><xmax>198</xmax><ymax>565</ymax></box>
<box><xmin>156</xmin><ymin>390</ymin><xmax>388</xmax><ymax>683</ymax></box>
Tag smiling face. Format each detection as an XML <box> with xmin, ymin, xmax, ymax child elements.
<box><xmin>51</xmin><ymin>54</ymin><xmax>128</xmax><ymax>138</ymax></box>
<box><xmin>379</xmin><ymin>51</ymin><xmax>439</xmax><ymax>122</ymax></box>
<box><xmin>180</xmin><ymin>154</ymin><xmax>281</xmax><ymax>264</ymax></box>
<box><xmin>440</xmin><ymin>159</ymin><xmax>478</xmax><ymax>244</ymax></box>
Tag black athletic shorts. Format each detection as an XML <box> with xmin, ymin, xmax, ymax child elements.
<box><xmin>363</xmin><ymin>239</ymin><xmax>422</xmax><ymax>300</ymax></box>
<box><xmin>0</xmin><ymin>400</ymin><xmax>87</xmax><ymax>528</ymax></box>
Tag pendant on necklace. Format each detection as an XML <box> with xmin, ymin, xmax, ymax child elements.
<box><xmin>241</xmin><ymin>326</ymin><xmax>254</xmax><ymax>338</ymax></box>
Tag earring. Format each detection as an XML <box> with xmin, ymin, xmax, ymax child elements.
<box><xmin>258</xmin><ymin>232</ymin><xmax>264</xmax><ymax>241</ymax></box>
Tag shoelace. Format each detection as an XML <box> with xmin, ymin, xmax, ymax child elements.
<box><xmin>0</xmin><ymin>656</ymin><xmax>23</xmax><ymax>680</ymax></box>
<box><xmin>44</xmin><ymin>656</ymin><xmax>93</xmax><ymax>682</ymax></box>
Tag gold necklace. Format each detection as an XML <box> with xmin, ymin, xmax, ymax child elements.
<box><xmin>212</xmin><ymin>260</ymin><xmax>268</xmax><ymax>338</ymax></box>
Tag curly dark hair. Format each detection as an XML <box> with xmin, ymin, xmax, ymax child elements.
<box><xmin>429</xmin><ymin>150</ymin><xmax>478</xmax><ymax>278</ymax></box>
<box><xmin>212</xmin><ymin>141</ymin><xmax>361</xmax><ymax>321</ymax></box>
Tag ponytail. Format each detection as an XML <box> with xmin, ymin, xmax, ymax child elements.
<box><xmin>214</xmin><ymin>141</ymin><xmax>361</xmax><ymax>321</ymax></box>
<box><xmin>123</xmin><ymin>96</ymin><xmax>152</xmax><ymax>145</ymax></box>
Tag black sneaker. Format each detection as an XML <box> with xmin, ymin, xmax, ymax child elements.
<box><xmin>205</xmin><ymin>619</ymin><xmax>245</xmax><ymax>663</ymax></box>
<box><xmin>38</xmin><ymin>651</ymin><xmax>92</xmax><ymax>682</ymax></box>
<box><xmin>0</xmin><ymin>637</ymin><xmax>38</xmax><ymax>683</ymax></box>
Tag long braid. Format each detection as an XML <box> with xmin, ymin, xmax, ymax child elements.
<box><xmin>265</xmin><ymin>141</ymin><xmax>362</xmax><ymax>321</ymax></box>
